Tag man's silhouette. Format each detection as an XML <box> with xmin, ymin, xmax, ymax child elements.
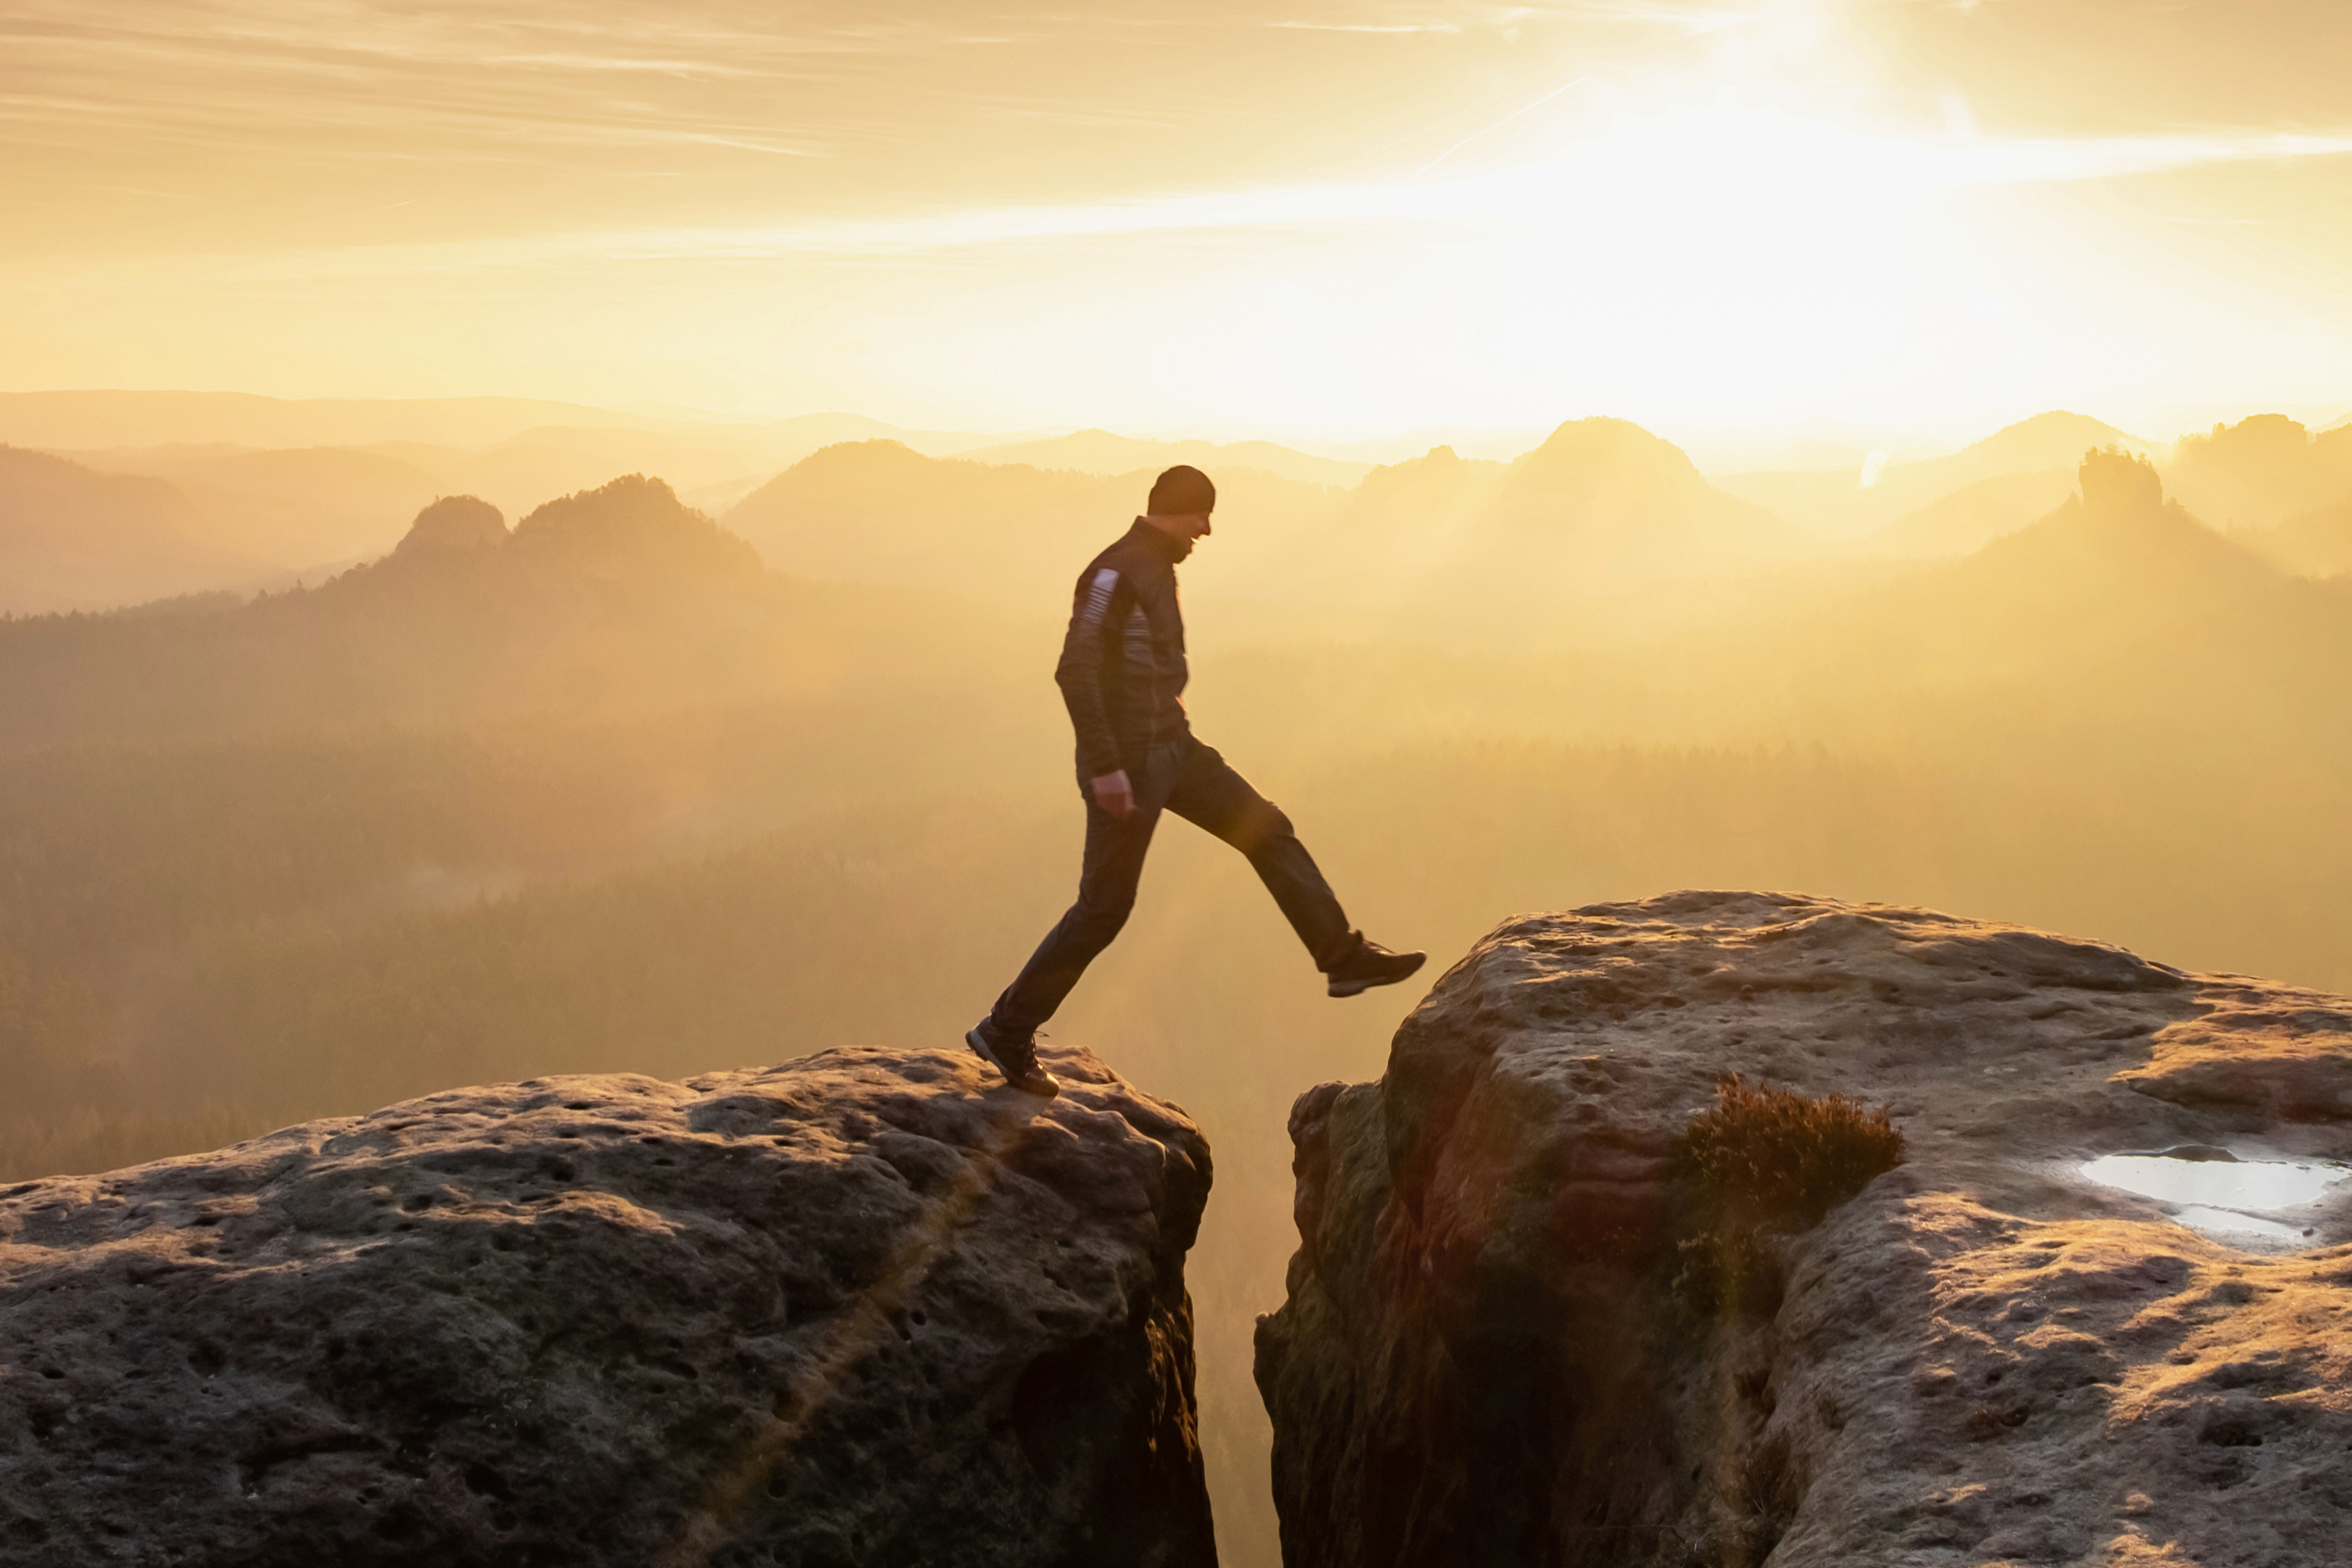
<box><xmin>968</xmin><ymin>464</ymin><xmax>1424</xmax><ymax>1096</ymax></box>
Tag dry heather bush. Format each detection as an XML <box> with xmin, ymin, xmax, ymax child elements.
<box><xmin>1682</xmin><ymin>1074</ymin><xmax>1904</xmax><ymax>1230</ymax></box>
<box><xmin>1674</xmin><ymin>1224</ymin><xmax>1787</xmax><ymax>1318</ymax></box>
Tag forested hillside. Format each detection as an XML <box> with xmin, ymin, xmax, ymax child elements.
<box><xmin>0</xmin><ymin>447</ymin><xmax>266</xmax><ymax>612</ymax></box>
<box><xmin>0</xmin><ymin>474</ymin><xmax>1031</xmax><ymax>745</ymax></box>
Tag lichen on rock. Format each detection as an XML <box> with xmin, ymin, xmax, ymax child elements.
<box><xmin>1255</xmin><ymin>890</ymin><xmax>2352</xmax><ymax>1567</ymax></box>
<box><xmin>0</xmin><ymin>1044</ymin><xmax>1217</xmax><ymax>1567</ymax></box>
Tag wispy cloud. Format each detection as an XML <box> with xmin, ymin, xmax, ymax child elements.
<box><xmin>479</xmin><ymin>53</ymin><xmax>778</xmax><ymax>78</ymax></box>
<box><xmin>1267</xmin><ymin>20</ymin><xmax>1467</xmax><ymax>31</ymax></box>
<box><xmin>1417</xmin><ymin>75</ymin><xmax>1587</xmax><ymax>173</ymax></box>
<box><xmin>663</xmin><ymin>124</ymin><xmax>2352</xmax><ymax>255</ymax></box>
<box><xmin>1548</xmin><ymin>1</ymin><xmax>1763</xmax><ymax>33</ymax></box>
<box><xmin>1262</xmin><ymin>1</ymin><xmax>1753</xmax><ymax>33</ymax></box>
<box><xmin>1948</xmin><ymin>130</ymin><xmax>2352</xmax><ymax>185</ymax></box>
<box><xmin>134</xmin><ymin>115</ymin><xmax>2352</xmax><ymax>290</ymax></box>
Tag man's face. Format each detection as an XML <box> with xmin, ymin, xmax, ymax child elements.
<box><xmin>1148</xmin><ymin>511</ymin><xmax>1213</xmax><ymax>560</ymax></box>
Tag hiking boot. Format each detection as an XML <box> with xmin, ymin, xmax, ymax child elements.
<box><xmin>966</xmin><ymin>1019</ymin><xmax>1061</xmax><ymax>1098</ymax></box>
<box><xmin>1325</xmin><ymin>937</ymin><xmax>1427</xmax><ymax>998</ymax></box>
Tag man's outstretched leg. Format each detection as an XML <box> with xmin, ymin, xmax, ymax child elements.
<box><xmin>1163</xmin><ymin>737</ymin><xmax>1425</xmax><ymax>997</ymax></box>
<box><xmin>974</xmin><ymin>468</ymin><xmax>1425</xmax><ymax>1089</ymax></box>
<box><xmin>970</xmin><ymin>773</ymin><xmax>1165</xmax><ymax>1097</ymax></box>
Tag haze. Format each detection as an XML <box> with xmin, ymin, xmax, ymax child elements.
<box><xmin>9</xmin><ymin>0</ymin><xmax>2352</xmax><ymax>446</ymax></box>
<box><xmin>5</xmin><ymin>6</ymin><xmax>2352</xmax><ymax>1567</ymax></box>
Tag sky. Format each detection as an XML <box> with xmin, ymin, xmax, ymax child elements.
<box><xmin>6</xmin><ymin>0</ymin><xmax>2352</xmax><ymax>450</ymax></box>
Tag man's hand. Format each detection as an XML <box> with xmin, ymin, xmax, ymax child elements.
<box><xmin>1091</xmin><ymin>769</ymin><xmax>1136</xmax><ymax>819</ymax></box>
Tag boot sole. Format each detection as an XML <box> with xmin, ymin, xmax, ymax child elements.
<box><xmin>1327</xmin><ymin>954</ymin><xmax>1427</xmax><ymax>998</ymax></box>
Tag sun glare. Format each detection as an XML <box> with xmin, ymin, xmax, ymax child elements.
<box><xmin>4</xmin><ymin>0</ymin><xmax>2350</xmax><ymax>440</ymax></box>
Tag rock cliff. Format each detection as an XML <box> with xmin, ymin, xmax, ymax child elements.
<box><xmin>1255</xmin><ymin>891</ymin><xmax>2352</xmax><ymax>1567</ymax></box>
<box><xmin>1</xmin><ymin>1044</ymin><xmax>1217</xmax><ymax>1567</ymax></box>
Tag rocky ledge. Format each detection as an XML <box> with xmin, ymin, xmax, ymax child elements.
<box><xmin>0</xmin><ymin>1045</ymin><xmax>1216</xmax><ymax>1567</ymax></box>
<box><xmin>1254</xmin><ymin>891</ymin><xmax>2352</xmax><ymax>1568</ymax></box>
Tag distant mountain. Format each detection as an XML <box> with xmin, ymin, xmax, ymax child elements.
<box><xmin>726</xmin><ymin>421</ymin><xmax>1814</xmax><ymax>648</ymax></box>
<box><xmin>2240</xmin><ymin>502</ymin><xmax>2352</xmax><ymax>580</ymax></box>
<box><xmin>66</xmin><ymin>444</ymin><xmax>449</xmax><ymax>568</ymax></box>
<box><xmin>1268</xmin><ymin>419</ymin><xmax>1809</xmax><ymax>646</ymax></box>
<box><xmin>1929</xmin><ymin>411</ymin><xmax>2147</xmax><ymax>479</ymax></box>
<box><xmin>609</xmin><ymin>401</ymin><xmax>777</xmax><ymax>425</ymax></box>
<box><xmin>1716</xmin><ymin>411</ymin><xmax>2144</xmax><ymax>540</ymax></box>
<box><xmin>1854</xmin><ymin>467</ymin><xmax>2079</xmax><ymax>559</ymax></box>
<box><xmin>394</xmin><ymin>495</ymin><xmax>509</xmax><ymax>556</ymax></box>
<box><xmin>396</xmin><ymin>426</ymin><xmax>773</xmax><ymax>522</ymax></box>
<box><xmin>2162</xmin><ymin>414</ymin><xmax>2352</xmax><ymax>531</ymax></box>
<box><xmin>1779</xmin><ymin>450</ymin><xmax>2352</xmax><ymax>752</ymax></box>
<box><xmin>726</xmin><ymin>441</ymin><xmax>1123</xmax><ymax>590</ymax></box>
<box><xmin>1</xmin><ymin>396</ymin><xmax>1028</xmax><ymax>530</ymax></box>
<box><xmin>0</xmin><ymin>475</ymin><xmax>1014</xmax><ymax>746</ymax></box>
<box><xmin>758</xmin><ymin>413</ymin><xmax>1016</xmax><ymax>461</ymax></box>
<box><xmin>1278</xmin><ymin>426</ymin><xmax>1550</xmax><ymax>464</ymax></box>
<box><xmin>1490</xmin><ymin>418</ymin><xmax>1804</xmax><ymax>553</ymax></box>
<box><xmin>497</xmin><ymin>473</ymin><xmax>763</xmax><ymax>584</ymax></box>
<box><xmin>723</xmin><ymin>440</ymin><xmax>1338</xmax><ymax>612</ymax></box>
<box><xmin>1340</xmin><ymin>443</ymin><xmax>1510</xmax><ymax>530</ymax></box>
<box><xmin>0</xmin><ymin>447</ymin><xmax>270</xmax><ymax>613</ymax></box>
<box><xmin>61</xmin><ymin>424</ymin><xmax>961</xmax><ymax>571</ymax></box>
<box><xmin>957</xmin><ymin>429</ymin><xmax>1370</xmax><ymax>488</ymax></box>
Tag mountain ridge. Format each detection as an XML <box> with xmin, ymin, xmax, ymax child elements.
<box><xmin>1715</xmin><ymin>410</ymin><xmax>2144</xmax><ymax>541</ymax></box>
<box><xmin>0</xmin><ymin>445</ymin><xmax>271</xmax><ymax>613</ymax></box>
<box><xmin>0</xmin><ymin>474</ymin><xmax>1020</xmax><ymax>746</ymax></box>
<box><xmin>956</xmin><ymin>428</ymin><xmax>1371</xmax><ymax>488</ymax></box>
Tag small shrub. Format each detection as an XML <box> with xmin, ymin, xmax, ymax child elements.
<box><xmin>1681</xmin><ymin>1074</ymin><xmax>1904</xmax><ymax>1230</ymax></box>
<box><xmin>1673</xmin><ymin>1225</ymin><xmax>1785</xmax><ymax>1318</ymax></box>
<box><xmin>1731</xmin><ymin>1426</ymin><xmax>1804</xmax><ymax>1564</ymax></box>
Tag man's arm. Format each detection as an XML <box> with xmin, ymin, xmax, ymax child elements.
<box><xmin>1053</xmin><ymin>565</ymin><xmax>1134</xmax><ymax>815</ymax></box>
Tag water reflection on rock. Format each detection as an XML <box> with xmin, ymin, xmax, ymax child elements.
<box><xmin>2082</xmin><ymin>1149</ymin><xmax>2347</xmax><ymax>1240</ymax></box>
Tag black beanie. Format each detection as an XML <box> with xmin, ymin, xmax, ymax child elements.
<box><xmin>1147</xmin><ymin>464</ymin><xmax>1216</xmax><ymax>516</ymax></box>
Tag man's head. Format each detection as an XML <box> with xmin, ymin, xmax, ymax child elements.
<box><xmin>1143</xmin><ymin>464</ymin><xmax>1215</xmax><ymax>559</ymax></box>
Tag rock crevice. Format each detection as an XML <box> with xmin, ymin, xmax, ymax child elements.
<box><xmin>1256</xmin><ymin>891</ymin><xmax>2352</xmax><ymax>1567</ymax></box>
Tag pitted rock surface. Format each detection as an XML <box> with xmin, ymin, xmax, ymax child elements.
<box><xmin>1254</xmin><ymin>890</ymin><xmax>2352</xmax><ymax>1568</ymax></box>
<box><xmin>0</xmin><ymin>1044</ymin><xmax>1217</xmax><ymax>1567</ymax></box>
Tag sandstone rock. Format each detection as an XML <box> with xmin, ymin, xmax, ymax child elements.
<box><xmin>1255</xmin><ymin>891</ymin><xmax>2352</xmax><ymax>1567</ymax></box>
<box><xmin>0</xmin><ymin>1044</ymin><xmax>1217</xmax><ymax>1567</ymax></box>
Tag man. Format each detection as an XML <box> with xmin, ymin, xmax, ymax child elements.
<box><xmin>967</xmin><ymin>464</ymin><xmax>1425</xmax><ymax>1097</ymax></box>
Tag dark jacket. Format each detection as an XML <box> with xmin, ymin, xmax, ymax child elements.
<box><xmin>1055</xmin><ymin>518</ymin><xmax>1191</xmax><ymax>777</ymax></box>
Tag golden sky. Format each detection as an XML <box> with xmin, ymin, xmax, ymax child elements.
<box><xmin>7</xmin><ymin>1</ymin><xmax>2351</xmax><ymax>445</ymax></box>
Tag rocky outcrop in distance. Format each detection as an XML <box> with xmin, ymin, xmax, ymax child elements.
<box><xmin>1256</xmin><ymin>891</ymin><xmax>2352</xmax><ymax>1568</ymax></box>
<box><xmin>393</xmin><ymin>494</ymin><xmax>508</xmax><ymax>555</ymax></box>
<box><xmin>0</xmin><ymin>1045</ymin><xmax>1217</xmax><ymax>1567</ymax></box>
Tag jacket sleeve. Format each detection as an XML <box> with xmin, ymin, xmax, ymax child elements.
<box><xmin>1054</xmin><ymin>563</ymin><xmax>1126</xmax><ymax>778</ymax></box>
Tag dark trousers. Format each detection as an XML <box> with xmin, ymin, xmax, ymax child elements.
<box><xmin>990</xmin><ymin>733</ymin><xmax>1355</xmax><ymax>1035</ymax></box>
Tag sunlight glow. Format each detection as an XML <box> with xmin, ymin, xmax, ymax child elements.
<box><xmin>7</xmin><ymin>0</ymin><xmax>2352</xmax><ymax>440</ymax></box>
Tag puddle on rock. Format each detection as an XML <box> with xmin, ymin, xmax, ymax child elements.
<box><xmin>2082</xmin><ymin>1148</ymin><xmax>2349</xmax><ymax>1242</ymax></box>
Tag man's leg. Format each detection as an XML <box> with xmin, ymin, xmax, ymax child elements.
<box><xmin>989</xmin><ymin>782</ymin><xmax>1163</xmax><ymax>1036</ymax></box>
<box><xmin>1162</xmin><ymin>737</ymin><xmax>1358</xmax><ymax>970</ymax></box>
